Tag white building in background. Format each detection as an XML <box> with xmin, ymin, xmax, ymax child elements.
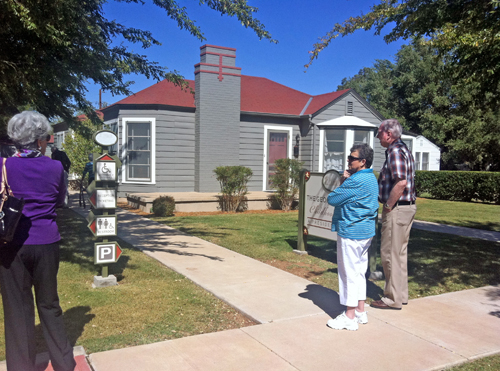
<box><xmin>401</xmin><ymin>133</ymin><xmax>441</xmax><ymax>171</ymax></box>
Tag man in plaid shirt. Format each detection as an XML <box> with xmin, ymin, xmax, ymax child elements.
<box><xmin>371</xmin><ymin>119</ymin><xmax>416</xmax><ymax>310</ymax></box>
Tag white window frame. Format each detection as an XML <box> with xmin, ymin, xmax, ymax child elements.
<box><xmin>415</xmin><ymin>152</ymin><xmax>421</xmax><ymax>170</ymax></box>
<box><xmin>422</xmin><ymin>152</ymin><xmax>429</xmax><ymax>171</ymax></box>
<box><xmin>103</xmin><ymin>118</ymin><xmax>119</xmax><ymax>155</ymax></box>
<box><xmin>263</xmin><ymin>125</ymin><xmax>293</xmax><ymax>191</ymax></box>
<box><xmin>319</xmin><ymin>128</ymin><xmax>374</xmax><ymax>172</ymax></box>
<box><xmin>121</xmin><ymin>117</ymin><xmax>156</xmax><ymax>184</ymax></box>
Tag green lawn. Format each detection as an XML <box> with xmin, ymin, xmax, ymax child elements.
<box><xmin>1</xmin><ymin>198</ymin><xmax>497</xmax><ymax>367</ymax></box>
<box><xmin>452</xmin><ymin>354</ymin><xmax>500</xmax><ymax>371</ymax></box>
<box><xmin>152</xmin><ymin>203</ymin><xmax>500</xmax><ymax>302</ymax></box>
<box><xmin>0</xmin><ymin>209</ymin><xmax>255</xmax><ymax>361</ymax></box>
<box><xmin>414</xmin><ymin>198</ymin><xmax>500</xmax><ymax>232</ymax></box>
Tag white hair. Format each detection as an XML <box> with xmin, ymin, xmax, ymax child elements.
<box><xmin>380</xmin><ymin>119</ymin><xmax>402</xmax><ymax>139</ymax></box>
<box><xmin>8</xmin><ymin>111</ymin><xmax>52</xmax><ymax>149</ymax></box>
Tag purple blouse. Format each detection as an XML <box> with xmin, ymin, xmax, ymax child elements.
<box><xmin>4</xmin><ymin>156</ymin><xmax>65</xmax><ymax>245</ymax></box>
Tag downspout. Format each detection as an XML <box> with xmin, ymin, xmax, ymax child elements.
<box><xmin>309</xmin><ymin>114</ymin><xmax>316</xmax><ymax>172</ymax></box>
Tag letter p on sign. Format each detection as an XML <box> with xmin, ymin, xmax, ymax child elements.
<box><xmin>100</xmin><ymin>246</ymin><xmax>112</xmax><ymax>260</ymax></box>
<box><xmin>94</xmin><ymin>242</ymin><xmax>122</xmax><ymax>264</ymax></box>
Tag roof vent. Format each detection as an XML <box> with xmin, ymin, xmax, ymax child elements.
<box><xmin>346</xmin><ymin>101</ymin><xmax>354</xmax><ymax>115</ymax></box>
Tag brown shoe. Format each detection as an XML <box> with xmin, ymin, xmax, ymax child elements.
<box><xmin>370</xmin><ymin>300</ymin><xmax>401</xmax><ymax>310</ymax></box>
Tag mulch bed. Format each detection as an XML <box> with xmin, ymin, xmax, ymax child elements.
<box><xmin>117</xmin><ymin>202</ymin><xmax>297</xmax><ymax>217</ymax></box>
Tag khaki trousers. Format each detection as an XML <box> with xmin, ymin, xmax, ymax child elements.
<box><xmin>380</xmin><ymin>204</ymin><xmax>416</xmax><ymax>308</ymax></box>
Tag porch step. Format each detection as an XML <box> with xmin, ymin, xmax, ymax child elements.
<box><xmin>126</xmin><ymin>191</ymin><xmax>278</xmax><ymax>213</ymax></box>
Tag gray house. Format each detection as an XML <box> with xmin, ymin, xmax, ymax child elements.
<box><xmin>99</xmin><ymin>44</ymin><xmax>392</xmax><ymax>197</ymax></box>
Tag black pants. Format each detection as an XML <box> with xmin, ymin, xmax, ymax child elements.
<box><xmin>0</xmin><ymin>242</ymin><xmax>75</xmax><ymax>371</ymax></box>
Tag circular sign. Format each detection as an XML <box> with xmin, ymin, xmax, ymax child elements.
<box><xmin>94</xmin><ymin>130</ymin><xmax>118</xmax><ymax>147</ymax></box>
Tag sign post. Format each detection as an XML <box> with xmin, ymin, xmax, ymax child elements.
<box><xmin>87</xmin><ymin>130</ymin><xmax>123</xmax><ymax>288</ymax></box>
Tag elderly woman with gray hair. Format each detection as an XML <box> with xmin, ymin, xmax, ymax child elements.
<box><xmin>0</xmin><ymin>111</ymin><xmax>75</xmax><ymax>370</ymax></box>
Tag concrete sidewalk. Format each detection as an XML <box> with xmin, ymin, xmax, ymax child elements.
<box><xmin>412</xmin><ymin>219</ymin><xmax>500</xmax><ymax>242</ymax></box>
<box><xmin>66</xmin><ymin>202</ymin><xmax>500</xmax><ymax>371</ymax></box>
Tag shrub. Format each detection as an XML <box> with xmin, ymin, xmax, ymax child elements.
<box><xmin>152</xmin><ymin>196</ymin><xmax>176</xmax><ymax>217</ymax></box>
<box><xmin>269</xmin><ymin>158</ymin><xmax>303</xmax><ymax>211</ymax></box>
<box><xmin>416</xmin><ymin>170</ymin><xmax>500</xmax><ymax>204</ymax></box>
<box><xmin>213</xmin><ymin>166</ymin><xmax>253</xmax><ymax>212</ymax></box>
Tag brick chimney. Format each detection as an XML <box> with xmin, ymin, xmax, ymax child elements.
<box><xmin>194</xmin><ymin>45</ymin><xmax>242</xmax><ymax>192</ymax></box>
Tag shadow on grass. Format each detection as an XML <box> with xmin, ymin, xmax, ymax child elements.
<box><xmin>35</xmin><ymin>306</ymin><xmax>94</xmax><ymax>356</ymax></box>
<box><xmin>406</xmin><ymin>229</ymin><xmax>500</xmax><ymax>291</ymax></box>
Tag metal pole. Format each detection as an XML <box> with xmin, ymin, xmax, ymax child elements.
<box><xmin>297</xmin><ymin>170</ymin><xmax>307</xmax><ymax>252</ymax></box>
<box><xmin>102</xmin><ymin>265</ymin><xmax>109</xmax><ymax>278</ymax></box>
<box><xmin>368</xmin><ymin>212</ymin><xmax>382</xmax><ymax>280</ymax></box>
<box><xmin>102</xmin><ymin>235</ymin><xmax>109</xmax><ymax>278</ymax></box>
<box><xmin>311</xmin><ymin>120</ymin><xmax>316</xmax><ymax>171</ymax></box>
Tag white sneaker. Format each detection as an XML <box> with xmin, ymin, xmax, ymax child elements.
<box><xmin>355</xmin><ymin>310</ymin><xmax>368</xmax><ymax>324</ymax></box>
<box><xmin>327</xmin><ymin>312</ymin><xmax>358</xmax><ymax>331</ymax></box>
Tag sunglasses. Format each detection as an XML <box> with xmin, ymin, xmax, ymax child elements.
<box><xmin>348</xmin><ymin>155</ymin><xmax>363</xmax><ymax>162</ymax></box>
<box><xmin>46</xmin><ymin>134</ymin><xmax>51</xmax><ymax>141</ymax></box>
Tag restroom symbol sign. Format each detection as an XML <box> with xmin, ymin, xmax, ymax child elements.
<box><xmin>94</xmin><ymin>242</ymin><xmax>122</xmax><ymax>265</ymax></box>
<box><xmin>88</xmin><ymin>215</ymin><xmax>117</xmax><ymax>237</ymax></box>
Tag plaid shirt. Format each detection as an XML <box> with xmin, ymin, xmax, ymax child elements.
<box><xmin>378</xmin><ymin>139</ymin><xmax>416</xmax><ymax>203</ymax></box>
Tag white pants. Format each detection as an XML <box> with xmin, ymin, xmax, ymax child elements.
<box><xmin>337</xmin><ymin>236</ymin><xmax>373</xmax><ymax>307</ymax></box>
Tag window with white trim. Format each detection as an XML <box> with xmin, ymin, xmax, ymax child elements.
<box><xmin>324</xmin><ymin>129</ymin><xmax>345</xmax><ymax>171</ymax></box>
<box><xmin>122</xmin><ymin>118</ymin><xmax>155</xmax><ymax>183</ymax></box>
<box><xmin>103</xmin><ymin>120</ymin><xmax>118</xmax><ymax>155</ymax></box>
<box><xmin>354</xmin><ymin>130</ymin><xmax>370</xmax><ymax>144</ymax></box>
<box><xmin>54</xmin><ymin>131</ymin><xmax>67</xmax><ymax>149</ymax></box>
<box><xmin>322</xmin><ymin>128</ymin><xmax>373</xmax><ymax>172</ymax></box>
<box><xmin>422</xmin><ymin>152</ymin><xmax>429</xmax><ymax>170</ymax></box>
<box><xmin>415</xmin><ymin>152</ymin><xmax>421</xmax><ymax>170</ymax></box>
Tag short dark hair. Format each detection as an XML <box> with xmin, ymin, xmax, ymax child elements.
<box><xmin>350</xmin><ymin>143</ymin><xmax>374</xmax><ymax>169</ymax></box>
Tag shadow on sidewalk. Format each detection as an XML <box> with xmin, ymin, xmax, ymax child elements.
<box><xmin>299</xmin><ymin>284</ymin><xmax>343</xmax><ymax>318</ymax></box>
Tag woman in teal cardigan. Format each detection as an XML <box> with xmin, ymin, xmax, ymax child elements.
<box><xmin>327</xmin><ymin>143</ymin><xmax>379</xmax><ymax>331</ymax></box>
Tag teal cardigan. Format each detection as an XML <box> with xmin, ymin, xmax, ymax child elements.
<box><xmin>327</xmin><ymin>168</ymin><xmax>379</xmax><ymax>240</ymax></box>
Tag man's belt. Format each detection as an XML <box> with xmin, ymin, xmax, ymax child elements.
<box><xmin>395</xmin><ymin>200</ymin><xmax>416</xmax><ymax>206</ymax></box>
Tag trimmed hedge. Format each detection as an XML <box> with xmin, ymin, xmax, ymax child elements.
<box><xmin>416</xmin><ymin>171</ymin><xmax>500</xmax><ymax>204</ymax></box>
<box><xmin>152</xmin><ymin>196</ymin><xmax>176</xmax><ymax>216</ymax></box>
<box><xmin>213</xmin><ymin>166</ymin><xmax>252</xmax><ymax>212</ymax></box>
<box><xmin>269</xmin><ymin>158</ymin><xmax>303</xmax><ymax>211</ymax></box>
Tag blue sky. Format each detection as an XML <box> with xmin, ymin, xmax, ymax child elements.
<box><xmin>86</xmin><ymin>0</ymin><xmax>406</xmax><ymax>108</ymax></box>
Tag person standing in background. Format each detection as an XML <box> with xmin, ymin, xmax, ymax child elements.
<box><xmin>82</xmin><ymin>153</ymin><xmax>94</xmax><ymax>185</ymax></box>
<box><xmin>0</xmin><ymin>111</ymin><xmax>75</xmax><ymax>371</ymax></box>
<box><xmin>371</xmin><ymin>119</ymin><xmax>417</xmax><ymax>310</ymax></box>
<box><xmin>51</xmin><ymin>146</ymin><xmax>71</xmax><ymax>207</ymax></box>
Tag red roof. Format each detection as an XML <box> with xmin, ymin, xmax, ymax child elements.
<box><xmin>112</xmin><ymin>79</ymin><xmax>196</xmax><ymax>108</ymax></box>
<box><xmin>106</xmin><ymin>75</ymin><xmax>350</xmax><ymax>116</ymax></box>
<box><xmin>76</xmin><ymin>111</ymin><xmax>104</xmax><ymax>120</ymax></box>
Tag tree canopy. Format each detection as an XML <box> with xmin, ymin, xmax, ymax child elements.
<box><xmin>307</xmin><ymin>0</ymin><xmax>500</xmax><ymax>110</ymax></box>
<box><xmin>338</xmin><ymin>39</ymin><xmax>500</xmax><ymax>171</ymax></box>
<box><xmin>0</xmin><ymin>0</ymin><xmax>275</xmax><ymax>130</ymax></box>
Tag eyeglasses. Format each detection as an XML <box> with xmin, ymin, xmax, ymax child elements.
<box><xmin>45</xmin><ymin>134</ymin><xmax>51</xmax><ymax>141</ymax></box>
<box><xmin>348</xmin><ymin>155</ymin><xmax>362</xmax><ymax>162</ymax></box>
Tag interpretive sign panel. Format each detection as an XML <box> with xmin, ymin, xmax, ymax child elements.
<box><xmin>304</xmin><ymin>172</ymin><xmax>336</xmax><ymax>240</ymax></box>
